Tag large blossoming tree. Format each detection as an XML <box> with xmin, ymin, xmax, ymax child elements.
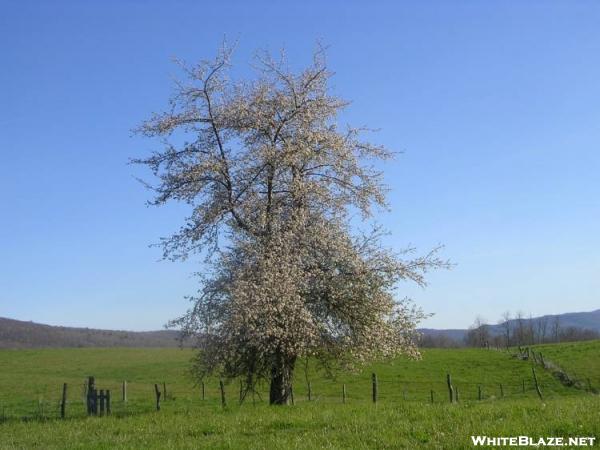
<box><xmin>134</xmin><ymin>45</ymin><xmax>448</xmax><ymax>404</ymax></box>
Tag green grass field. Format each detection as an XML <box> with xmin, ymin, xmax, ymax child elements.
<box><xmin>0</xmin><ymin>344</ymin><xmax>598</xmax><ymax>449</ymax></box>
<box><xmin>531</xmin><ymin>340</ymin><xmax>600</xmax><ymax>389</ymax></box>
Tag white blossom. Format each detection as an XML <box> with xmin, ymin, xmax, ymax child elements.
<box><xmin>135</xmin><ymin>44</ymin><xmax>449</xmax><ymax>404</ymax></box>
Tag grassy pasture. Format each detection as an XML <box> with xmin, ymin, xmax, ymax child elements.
<box><xmin>0</xmin><ymin>345</ymin><xmax>597</xmax><ymax>449</ymax></box>
<box><xmin>2</xmin><ymin>397</ymin><xmax>599</xmax><ymax>449</ymax></box>
<box><xmin>530</xmin><ymin>340</ymin><xmax>600</xmax><ymax>389</ymax></box>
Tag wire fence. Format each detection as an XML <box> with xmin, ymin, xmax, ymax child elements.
<box><xmin>513</xmin><ymin>346</ymin><xmax>598</xmax><ymax>394</ymax></box>
<box><xmin>0</xmin><ymin>371</ymin><xmax>588</xmax><ymax>423</ymax></box>
<box><xmin>1</xmin><ymin>347</ymin><xmax>595</xmax><ymax>423</ymax></box>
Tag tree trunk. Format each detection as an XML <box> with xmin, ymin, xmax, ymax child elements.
<box><xmin>269</xmin><ymin>353</ymin><xmax>295</xmax><ymax>405</ymax></box>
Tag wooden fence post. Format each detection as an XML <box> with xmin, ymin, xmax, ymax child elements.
<box><xmin>478</xmin><ymin>385</ymin><xmax>482</xmax><ymax>400</ymax></box>
<box><xmin>446</xmin><ymin>374</ymin><xmax>454</xmax><ymax>403</ymax></box>
<box><xmin>430</xmin><ymin>390</ymin><xmax>434</xmax><ymax>404</ymax></box>
<box><xmin>122</xmin><ymin>381</ymin><xmax>127</xmax><ymax>402</ymax></box>
<box><xmin>60</xmin><ymin>383</ymin><xmax>67</xmax><ymax>419</ymax></box>
<box><xmin>500</xmin><ymin>383</ymin><xmax>504</xmax><ymax>398</ymax></box>
<box><xmin>239</xmin><ymin>380</ymin><xmax>243</xmax><ymax>404</ymax></box>
<box><xmin>93</xmin><ymin>389</ymin><xmax>99</xmax><ymax>415</ymax></box>
<box><xmin>532</xmin><ymin>367</ymin><xmax>543</xmax><ymax>400</ymax></box>
<box><xmin>86</xmin><ymin>376</ymin><xmax>95</xmax><ymax>416</ymax></box>
<box><xmin>342</xmin><ymin>384</ymin><xmax>347</xmax><ymax>404</ymax></box>
<box><xmin>99</xmin><ymin>390</ymin><xmax>105</xmax><ymax>415</ymax></box>
<box><xmin>307</xmin><ymin>382</ymin><xmax>312</xmax><ymax>401</ymax></box>
<box><xmin>106</xmin><ymin>390</ymin><xmax>111</xmax><ymax>415</ymax></box>
<box><xmin>371</xmin><ymin>373</ymin><xmax>378</xmax><ymax>404</ymax></box>
<box><xmin>219</xmin><ymin>379</ymin><xmax>226</xmax><ymax>408</ymax></box>
<box><xmin>154</xmin><ymin>384</ymin><xmax>161</xmax><ymax>411</ymax></box>
<box><xmin>163</xmin><ymin>382</ymin><xmax>167</xmax><ymax>401</ymax></box>
<box><xmin>201</xmin><ymin>381</ymin><xmax>205</xmax><ymax>400</ymax></box>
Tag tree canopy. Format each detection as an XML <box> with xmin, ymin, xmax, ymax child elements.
<box><xmin>134</xmin><ymin>45</ymin><xmax>448</xmax><ymax>404</ymax></box>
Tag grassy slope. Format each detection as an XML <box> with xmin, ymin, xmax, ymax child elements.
<box><xmin>0</xmin><ymin>347</ymin><xmax>596</xmax><ymax>449</ymax></box>
<box><xmin>531</xmin><ymin>340</ymin><xmax>600</xmax><ymax>388</ymax></box>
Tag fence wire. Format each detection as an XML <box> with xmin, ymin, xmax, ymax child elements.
<box><xmin>0</xmin><ymin>373</ymin><xmax>589</xmax><ymax>423</ymax></box>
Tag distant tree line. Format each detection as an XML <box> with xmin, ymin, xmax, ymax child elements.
<box><xmin>418</xmin><ymin>334</ymin><xmax>464</xmax><ymax>348</ymax></box>
<box><xmin>464</xmin><ymin>311</ymin><xmax>600</xmax><ymax>348</ymax></box>
<box><xmin>418</xmin><ymin>311</ymin><xmax>599</xmax><ymax>349</ymax></box>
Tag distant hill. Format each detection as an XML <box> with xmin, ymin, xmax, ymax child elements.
<box><xmin>526</xmin><ymin>309</ymin><xmax>600</xmax><ymax>332</ymax></box>
<box><xmin>0</xmin><ymin>317</ymin><xmax>183</xmax><ymax>349</ymax></box>
<box><xmin>419</xmin><ymin>309</ymin><xmax>600</xmax><ymax>344</ymax></box>
<box><xmin>487</xmin><ymin>309</ymin><xmax>600</xmax><ymax>335</ymax></box>
<box><xmin>3</xmin><ymin>309</ymin><xmax>598</xmax><ymax>349</ymax></box>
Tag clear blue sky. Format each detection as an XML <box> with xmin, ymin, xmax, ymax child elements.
<box><xmin>2</xmin><ymin>1</ymin><xmax>599</xmax><ymax>331</ymax></box>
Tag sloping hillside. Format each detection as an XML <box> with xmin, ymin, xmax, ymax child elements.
<box><xmin>0</xmin><ymin>317</ymin><xmax>182</xmax><ymax>348</ymax></box>
<box><xmin>535</xmin><ymin>309</ymin><xmax>600</xmax><ymax>332</ymax></box>
<box><xmin>490</xmin><ymin>309</ymin><xmax>600</xmax><ymax>334</ymax></box>
<box><xmin>420</xmin><ymin>309</ymin><xmax>600</xmax><ymax>344</ymax></box>
<box><xmin>531</xmin><ymin>340</ymin><xmax>600</xmax><ymax>388</ymax></box>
